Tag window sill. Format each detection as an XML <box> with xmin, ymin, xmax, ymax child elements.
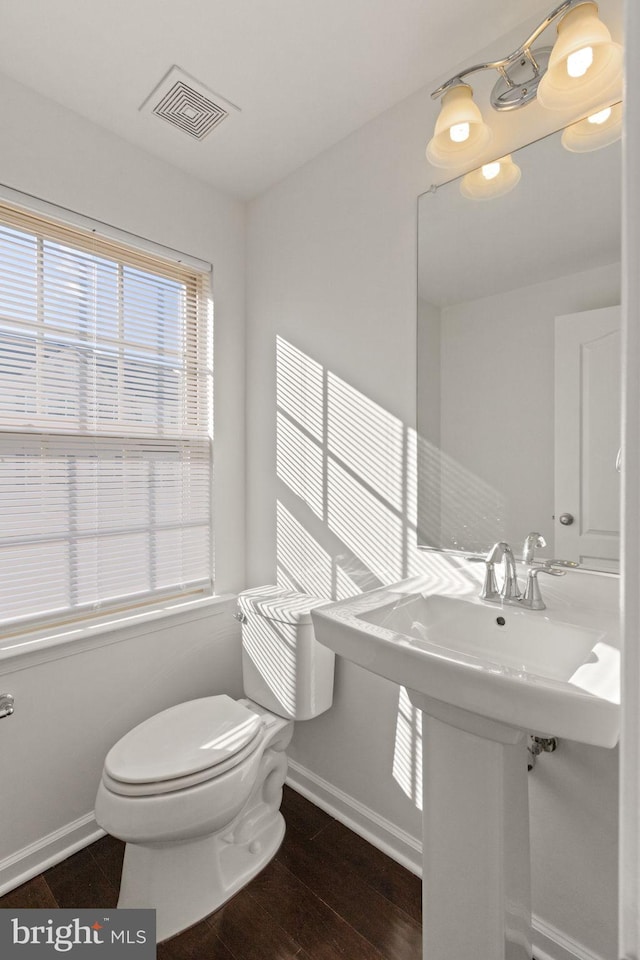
<box><xmin>0</xmin><ymin>593</ymin><xmax>237</xmax><ymax>673</ymax></box>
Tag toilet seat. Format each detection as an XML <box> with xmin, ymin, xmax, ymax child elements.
<box><xmin>103</xmin><ymin>695</ymin><xmax>265</xmax><ymax>798</ymax></box>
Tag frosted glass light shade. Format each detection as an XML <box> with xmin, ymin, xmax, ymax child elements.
<box><xmin>537</xmin><ymin>2</ymin><xmax>623</xmax><ymax>112</ymax></box>
<box><xmin>426</xmin><ymin>84</ymin><xmax>492</xmax><ymax>169</ymax></box>
<box><xmin>460</xmin><ymin>155</ymin><xmax>521</xmax><ymax>200</ymax></box>
<box><xmin>561</xmin><ymin>100</ymin><xmax>623</xmax><ymax>151</ymax></box>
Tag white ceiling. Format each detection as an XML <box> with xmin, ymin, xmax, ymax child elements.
<box><xmin>0</xmin><ymin>0</ymin><xmax>553</xmax><ymax>199</ymax></box>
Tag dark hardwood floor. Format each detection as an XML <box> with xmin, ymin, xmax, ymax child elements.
<box><xmin>0</xmin><ymin>786</ymin><xmax>423</xmax><ymax>959</ymax></box>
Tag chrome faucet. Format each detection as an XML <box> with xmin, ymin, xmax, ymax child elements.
<box><xmin>468</xmin><ymin>534</ymin><xmax>580</xmax><ymax>609</ymax></box>
<box><xmin>471</xmin><ymin>541</ymin><xmax>522</xmax><ymax>604</ymax></box>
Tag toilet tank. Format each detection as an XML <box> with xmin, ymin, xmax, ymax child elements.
<box><xmin>237</xmin><ymin>586</ymin><xmax>335</xmax><ymax>721</ymax></box>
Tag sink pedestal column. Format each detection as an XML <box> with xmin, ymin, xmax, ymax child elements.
<box><xmin>412</xmin><ymin>694</ymin><xmax>532</xmax><ymax>960</ymax></box>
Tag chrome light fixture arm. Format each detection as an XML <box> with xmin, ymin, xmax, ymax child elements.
<box><xmin>430</xmin><ymin>0</ymin><xmax>589</xmax><ymax>105</ymax></box>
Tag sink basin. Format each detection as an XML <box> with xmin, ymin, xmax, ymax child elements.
<box><xmin>359</xmin><ymin>594</ymin><xmax>600</xmax><ymax>681</ymax></box>
<box><xmin>311</xmin><ymin>578</ymin><xmax>620</xmax><ymax>746</ymax></box>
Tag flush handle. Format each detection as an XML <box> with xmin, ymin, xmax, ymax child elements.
<box><xmin>0</xmin><ymin>694</ymin><xmax>14</xmax><ymax>719</ymax></box>
<box><xmin>558</xmin><ymin>513</ymin><xmax>574</xmax><ymax>526</ymax></box>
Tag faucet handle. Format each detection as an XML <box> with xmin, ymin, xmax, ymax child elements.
<box><xmin>521</xmin><ymin>558</ymin><xmax>579</xmax><ymax>609</ymax></box>
<box><xmin>522</xmin><ymin>564</ymin><xmax>565</xmax><ymax>610</ymax></box>
<box><xmin>465</xmin><ymin>555</ymin><xmax>500</xmax><ymax>601</ymax></box>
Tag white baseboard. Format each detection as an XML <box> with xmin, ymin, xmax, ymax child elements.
<box><xmin>0</xmin><ymin>813</ymin><xmax>104</xmax><ymax>897</ymax></box>
<box><xmin>532</xmin><ymin>916</ymin><xmax>610</xmax><ymax>960</ymax></box>
<box><xmin>286</xmin><ymin>759</ymin><xmax>609</xmax><ymax>960</ymax></box>
<box><xmin>286</xmin><ymin>757</ymin><xmax>422</xmax><ymax>876</ymax></box>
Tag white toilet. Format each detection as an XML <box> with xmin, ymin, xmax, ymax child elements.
<box><xmin>94</xmin><ymin>586</ymin><xmax>334</xmax><ymax>942</ymax></box>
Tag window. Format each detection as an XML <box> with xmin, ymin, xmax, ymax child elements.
<box><xmin>0</xmin><ymin>201</ymin><xmax>213</xmax><ymax>634</ymax></box>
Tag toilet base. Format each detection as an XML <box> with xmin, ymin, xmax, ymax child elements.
<box><xmin>118</xmin><ymin>809</ymin><xmax>285</xmax><ymax>942</ymax></box>
<box><xmin>113</xmin><ymin>714</ymin><xmax>292</xmax><ymax>943</ymax></box>
<box><xmin>118</xmin><ymin>812</ymin><xmax>285</xmax><ymax>942</ymax></box>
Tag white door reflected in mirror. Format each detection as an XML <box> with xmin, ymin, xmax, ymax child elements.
<box><xmin>555</xmin><ymin>305</ymin><xmax>620</xmax><ymax>570</ymax></box>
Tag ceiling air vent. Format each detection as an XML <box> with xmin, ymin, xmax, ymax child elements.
<box><xmin>140</xmin><ymin>66</ymin><xmax>239</xmax><ymax>141</ymax></box>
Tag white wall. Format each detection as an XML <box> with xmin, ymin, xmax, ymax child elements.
<box><xmin>246</xmin><ymin>19</ymin><xmax>621</xmax><ymax>960</ymax></box>
<box><xmin>0</xmin><ymin>73</ymin><xmax>246</xmax><ymax>884</ymax></box>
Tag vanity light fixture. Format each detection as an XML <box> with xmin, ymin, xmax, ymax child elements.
<box><xmin>426</xmin><ymin>0</ymin><xmax>623</xmax><ymax>170</ymax></box>
<box><xmin>536</xmin><ymin>2</ymin><xmax>623</xmax><ymax>112</ymax></box>
<box><xmin>426</xmin><ymin>83</ymin><xmax>492</xmax><ymax>168</ymax></box>
<box><xmin>460</xmin><ymin>154</ymin><xmax>522</xmax><ymax>200</ymax></box>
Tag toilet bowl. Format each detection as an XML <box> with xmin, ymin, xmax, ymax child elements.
<box><xmin>94</xmin><ymin>586</ymin><xmax>334</xmax><ymax>942</ymax></box>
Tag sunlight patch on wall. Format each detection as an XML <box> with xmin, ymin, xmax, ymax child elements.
<box><xmin>417</xmin><ymin>431</ymin><xmax>507</xmax><ymax>555</ymax></box>
<box><xmin>276</xmin><ymin>338</ymin><xmax>324</xmax><ymax>442</ymax></box>
<box><xmin>393</xmin><ymin>686</ymin><xmax>423</xmax><ymax>810</ymax></box>
<box><xmin>404</xmin><ymin>430</ymin><xmax>500</xmax><ymax>591</ymax></box>
<box><xmin>327</xmin><ymin>373</ymin><xmax>405</xmax><ymax>511</ymax></box>
<box><xmin>276</xmin><ymin>411</ymin><xmax>324</xmax><ymax>519</ymax></box>
<box><xmin>276</xmin><ymin>336</ymin><xmax>413</xmax><ymax>593</ymax></box>
<box><xmin>336</xmin><ymin>563</ymin><xmax>361</xmax><ymax>598</ymax></box>
<box><xmin>327</xmin><ymin>458</ymin><xmax>404</xmax><ymax>582</ymax></box>
<box><xmin>276</xmin><ymin>500</ymin><xmax>360</xmax><ymax>601</ymax></box>
<box><xmin>276</xmin><ymin>500</ymin><xmax>334</xmax><ymax>598</ymax></box>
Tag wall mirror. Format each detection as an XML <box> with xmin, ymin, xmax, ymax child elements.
<box><xmin>417</xmin><ymin>127</ymin><xmax>621</xmax><ymax>573</ymax></box>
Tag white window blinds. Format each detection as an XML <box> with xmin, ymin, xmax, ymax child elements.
<box><xmin>0</xmin><ymin>201</ymin><xmax>213</xmax><ymax>633</ymax></box>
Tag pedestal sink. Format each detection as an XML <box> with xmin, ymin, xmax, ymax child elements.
<box><xmin>310</xmin><ymin>573</ymin><xmax>620</xmax><ymax>960</ymax></box>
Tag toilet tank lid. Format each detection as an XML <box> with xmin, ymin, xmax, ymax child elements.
<box><xmin>104</xmin><ymin>696</ymin><xmax>264</xmax><ymax>784</ymax></box>
<box><xmin>238</xmin><ymin>585</ymin><xmax>331</xmax><ymax>625</ymax></box>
